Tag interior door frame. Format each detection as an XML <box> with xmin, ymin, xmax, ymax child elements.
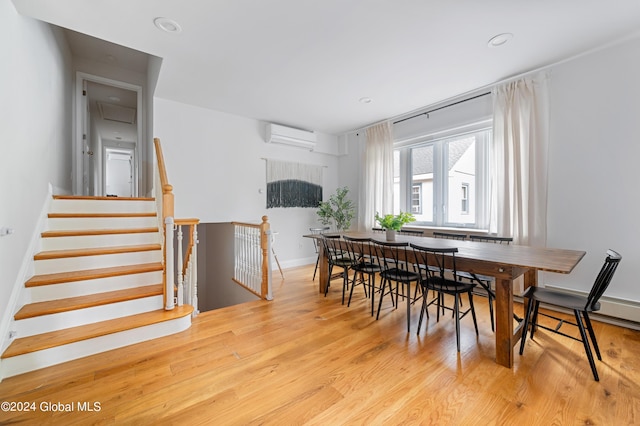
<box><xmin>74</xmin><ymin>72</ymin><xmax>143</xmax><ymax>196</ymax></box>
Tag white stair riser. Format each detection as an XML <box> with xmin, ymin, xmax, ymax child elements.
<box><xmin>50</xmin><ymin>199</ymin><xmax>156</xmax><ymax>214</ymax></box>
<box><xmin>34</xmin><ymin>251</ymin><xmax>161</xmax><ymax>274</ymax></box>
<box><xmin>47</xmin><ymin>216</ymin><xmax>158</xmax><ymax>231</ymax></box>
<box><xmin>41</xmin><ymin>232</ymin><xmax>160</xmax><ymax>251</ymax></box>
<box><xmin>14</xmin><ymin>296</ymin><xmax>164</xmax><ymax>337</ymax></box>
<box><xmin>29</xmin><ymin>271</ymin><xmax>163</xmax><ymax>302</ymax></box>
<box><xmin>1</xmin><ymin>315</ymin><xmax>191</xmax><ymax>379</ymax></box>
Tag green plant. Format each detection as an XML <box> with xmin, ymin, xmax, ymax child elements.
<box><xmin>317</xmin><ymin>187</ymin><xmax>356</xmax><ymax>232</ymax></box>
<box><xmin>375</xmin><ymin>211</ymin><xmax>416</xmax><ymax>231</ymax></box>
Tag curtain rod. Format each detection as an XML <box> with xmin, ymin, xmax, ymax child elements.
<box><xmin>392</xmin><ymin>91</ymin><xmax>491</xmax><ymax>125</ymax></box>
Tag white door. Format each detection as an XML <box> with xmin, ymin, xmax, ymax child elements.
<box><xmin>104</xmin><ymin>148</ymin><xmax>134</xmax><ymax>197</ymax></box>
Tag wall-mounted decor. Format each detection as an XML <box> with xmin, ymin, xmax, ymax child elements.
<box><xmin>265</xmin><ymin>159</ymin><xmax>322</xmax><ymax>208</ymax></box>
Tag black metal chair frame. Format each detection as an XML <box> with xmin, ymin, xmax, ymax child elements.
<box><xmin>398</xmin><ymin>229</ymin><xmax>424</xmax><ymax>236</ymax></box>
<box><xmin>310</xmin><ymin>226</ymin><xmax>330</xmax><ymax>280</ymax></box>
<box><xmin>411</xmin><ymin>243</ymin><xmax>479</xmax><ymax>352</ymax></box>
<box><xmin>373</xmin><ymin>241</ymin><xmax>421</xmax><ymax>332</ymax></box>
<box><xmin>461</xmin><ymin>235</ymin><xmax>514</xmax><ymax>331</ymax></box>
<box><xmin>343</xmin><ymin>236</ymin><xmax>382</xmax><ymax>316</ymax></box>
<box><xmin>321</xmin><ymin>235</ymin><xmax>354</xmax><ymax>304</ymax></box>
<box><xmin>518</xmin><ymin>249</ymin><xmax>622</xmax><ymax>381</ymax></box>
<box><xmin>432</xmin><ymin>231</ymin><xmax>467</xmax><ymax>240</ymax></box>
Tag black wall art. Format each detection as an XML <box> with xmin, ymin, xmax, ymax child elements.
<box><xmin>266</xmin><ymin>160</ymin><xmax>323</xmax><ymax>208</ymax></box>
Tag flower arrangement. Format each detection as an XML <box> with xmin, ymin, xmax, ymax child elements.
<box><xmin>375</xmin><ymin>211</ymin><xmax>416</xmax><ymax>231</ymax></box>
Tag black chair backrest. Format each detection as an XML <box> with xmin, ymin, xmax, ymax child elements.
<box><xmin>372</xmin><ymin>227</ymin><xmax>385</xmax><ymax>233</ymax></box>
<box><xmin>398</xmin><ymin>229</ymin><xmax>423</xmax><ymax>236</ymax></box>
<box><xmin>321</xmin><ymin>234</ymin><xmax>343</xmax><ymax>263</ymax></box>
<box><xmin>310</xmin><ymin>226</ymin><xmax>330</xmax><ymax>251</ymax></box>
<box><xmin>585</xmin><ymin>249</ymin><xmax>622</xmax><ymax>311</ymax></box>
<box><xmin>433</xmin><ymin>231</ymin><xmax>467</xmax><ymax>241</ymax></box>
<box><xmin>411</xmin><ymin>243</ymin><xmax>459</xmax><ymax>282</ymax></box>
<box><xmin>373</xmin><ymin>240</ymin><xmax>411</xmax><ymax>271</ymax></box>
<box><xmin>469</xmin><ymin>235</ymin><xmax>512</xmax><ymax>244</ymax></box>
<box><xmin>343</xmin><ymin>236</ymin><xmax>378</xmax><ymax>266</ymax></box>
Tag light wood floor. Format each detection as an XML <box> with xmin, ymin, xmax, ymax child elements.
<box><xmin>1</xmin><ymin>265</ymin><xmax>639</xmax><ymax>425</ymax></box>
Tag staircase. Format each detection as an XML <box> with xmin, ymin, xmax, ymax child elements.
<box><xmin>0</xmin><ymin>195</ymin><xmax>193</xmax><ymax>379</ymax></box>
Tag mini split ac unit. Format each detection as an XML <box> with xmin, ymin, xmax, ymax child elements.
<box><xmin>265</xmin><ymin>123</ymin><xmax>316</xmax><ymax>151</ymax></box>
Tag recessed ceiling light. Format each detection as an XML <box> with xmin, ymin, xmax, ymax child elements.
<box><xmin>108</xmin><ymin>96</ymin><xmax>121</xmax><ymax>102</ymax></box>
<box><xmin>488</xmin><ymin>33</ymin><xmax>513</xmax><ymax>48</ymax></box>
<box><xmin>359</xmin><ymin>97</ymin><xmax>372</xmax><ymax>104</ymax></box>
<box><xmin>154</xmin><ymin>17</ymin><xmax>182</xmax><ymax>34</ymax></box>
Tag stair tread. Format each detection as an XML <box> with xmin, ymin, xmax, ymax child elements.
<box><xmin>48</xmin><ymin>212</ymin><xmax>156</xmax><ymax>218</ymax></box>
<box><xmin>2</xmin><ymin>306</ymin><xmax>193</xmax><ymax>359</ymax></box>
<box><xmin>34</xmin><ymin>244</ymin><xmax>161</xmax><ymax>260</ymax></box>
<box><xmin>42</xmin><ymin>228</ymin><xmax>159</xmax><ymax>238</ymax></box>
<box><xmin>14</xmin><ymin>284</ymin><xmax>164</xmax><ymax>320</ymax></box>
<box><xmin>53</xmin><ymin>195</ymin><xmax>155</xmax><ymax>201</ymax></box>
<box><xmin>25</xmin><ymin>263</ymin><xmax>163</xmax><ymax>287</ymax></box>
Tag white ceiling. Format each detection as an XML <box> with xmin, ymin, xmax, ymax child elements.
<box><xmin>12</xmin><ymin>0</ymin><xmax>640</xmax><ymax>135</ymax></box>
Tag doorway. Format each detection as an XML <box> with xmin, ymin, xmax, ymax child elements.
<box><xmin>75</xmin><ymin>73</ymin><xmax>142</xmax><ymax>196</ymax></box>
<box><xmin>104</xmin><ymin>146</ymin><xmax>135</xmax><ymax>197</ymax></box>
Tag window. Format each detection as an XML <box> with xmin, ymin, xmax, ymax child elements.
<box><xmin>461</xmin><ymin>183</ymin><xmax>469</xmax><ymax>214</ymax></box>
<box><xmin>411</xmin><ymin>184</ymin><xmax>422</xmax><ymax>214</ymax></box>
<box><xmin>394</xmin><ymin>124</ymin><xmax>491</xmax><ymax>228</ymax></box>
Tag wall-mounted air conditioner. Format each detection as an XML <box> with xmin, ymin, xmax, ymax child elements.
<box><xmin>265</xmin><ymin>123</ymin><xmax>316</xmax><ymax>151</ymax></box>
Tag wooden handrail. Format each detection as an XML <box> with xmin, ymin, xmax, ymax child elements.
<box><xmin>154</xmin><ymin>138</ymin><xmax>174</xmax><ymax>220</ymax></box>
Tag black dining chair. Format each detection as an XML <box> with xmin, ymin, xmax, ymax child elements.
<box><xmin>321</xmin><ymin>235</ymin><xmax>355</xmax><ymax>304</ymax></box>
<box><xmin>373</xmin><ymin>240</ymin><xmax>421</xmax><ymax>332</ymax></box>
<box><xmin>343</xmin><ymin>236</ymin><xmax>382</xmax><ymax>316</ymax></box>
<box><xmin>398</xmin><ymin>229</ymin><xmax>423</xmax><ymax>236</ymax></box>
<box><xmin>310</xmin><ymin>226</ymin><xmax>330</xmax><ymax>280</ymax></box>
<box><xmin>433</xmin><ymin>231</ymin><xmax>467</xmax><ymax>240</ymax></box>
<box><xmin>460</xmin><ymin>234</ymin><xmax>514</xmax><ymax>331</ymax></box>
<box><xmin>519</xmin><ymin>249</ymin><xmax>622</xmax><ymax>381</ymax></box>
<box><xmin>411</xmin><ymin>243</ymin><xmax>479</xmax><ymax>352</ymax></box>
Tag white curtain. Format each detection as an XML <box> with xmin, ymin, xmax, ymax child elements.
<box><xmin>490</xmin><ymin>73</ymin><xmax>550</xmax><ymax>247</ymax></box>
<box><xmin>359</xmin><ymin>121</ymin><xmax>394</xmax><ymax>231</ymax></box>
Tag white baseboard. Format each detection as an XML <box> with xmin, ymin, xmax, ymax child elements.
<box><xmin>273</xmin><ymin>256</ymin><xmax>315</xmax><ymax>271</ymax></box>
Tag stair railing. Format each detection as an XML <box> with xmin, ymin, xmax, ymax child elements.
<box><xmin>231</xmin><ymin>216</ymin><xmax>273</xmax><ymax>300</ymax></box>
<box><xmin>176</xmin><ymin>218</ymin><xmax>200</xmax><ymax>317</ymax></box>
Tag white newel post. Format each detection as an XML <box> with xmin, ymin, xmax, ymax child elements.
<box><xmin>176</xmin><ymin>225</ymin><xmax>184</xmax><ymax>306</ymax></box>
<box><xmin>192</xmin><ymin>224</ymin><xmax>199</xmax><ymax>316</ymax></box>
<box><xmin>165</xmin><ymin>217</ymin><xmax>175</xmax><ymax>310</ymax></box>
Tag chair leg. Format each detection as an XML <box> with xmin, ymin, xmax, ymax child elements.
<box><xmin>347</xmin><ymin>270</ymin><xmax>357</xmax><ymax>307</ymax></box>
<box><xmin>341</xmin><ymin>268</ymin><xmax>349</xmax><ymax>305</ymax></box>
<box><xmin>530</xmin><ymin>301</ymin><xmax>541</xmax><ymax>339</ymax></box>
<box><xmin>324</xmin><ymin>264</ymin><xmax>333</xmax><ymax>297</ymax></box>
<box><xmin>468</xmin><ymin>292</ymin><xmax>478</xmax><ymax>335</ymax></box>
<box><xmin>369</xmin><ymin>274</ymin><xmax>376</xmax><ymax>317</ymax></box>
<box><xmin>574</xmin><ymin>310</ymin><xmax>600</xmax><ymax>381</ymax></box>
<box><xmin>417</xmin><ymin>291</ymin><xmax>428</xmax><ymax>334</ymax></box>
<box><xmin>406</xmin><ymin>282</ymin><xmax>412</xmax><ymax>333</ymax></box>
<box><xmin>313</xmin><ymin>254</ymin><xmax>320</xmax><ymax>281</ymax></box>
<box><xmin>582</xmin><ymin>311</ymin><xmax>602</xmax><ymax>360</ymax></box>
<box><xmin>454</xmin><ymin>293</ymin><xmax>461</xmax><ymax>352</ymax></box>
<box><xmin>376</xmin><ymin>279</ymin><xmax>389</xmax><ymax>320</ymax></box>
<box><xmin>519</xmin><ymin>296</ymin><xmax>535</xmax><ymax>355</ymax></box>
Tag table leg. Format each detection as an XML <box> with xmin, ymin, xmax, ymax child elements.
<box><xmin>495</xmin><ymin>277</ymin><xmax>515</xmax><ymax>368</ymax></box>
<box><xmin>318</xmin><ymin>242</ymin><xmax>328</xmax><ymax>294</ymax></box>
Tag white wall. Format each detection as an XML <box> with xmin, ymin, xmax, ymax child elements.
<box><xmin>153</xmin><ymin>98</ymin><xmax>341</xmax><ymax>266</ymax></box>
<box><xmin>0</xmin><ymin>3</ymin><xmax>73</xmax><ymax>344</ymax></box>
<box><xmin>545</xmin><ymin>36</ymin><xmax>640</xmax><ymax>302</ymax></box>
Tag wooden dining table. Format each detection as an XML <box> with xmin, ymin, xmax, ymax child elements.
<box><xmin>310</xmin><ymin>231</ymin><xmax>586</xmax><ymax>369</ymax></box>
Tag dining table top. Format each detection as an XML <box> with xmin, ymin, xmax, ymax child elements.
<box><xmin>306</xmin><ymin>231</ymin><xmax>586</xmax><ymax>275</ymax></box>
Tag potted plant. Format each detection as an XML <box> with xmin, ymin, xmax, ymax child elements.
<box><xmin>375</xmin><ymin>211</ymin><xmax>416</xmax><ymax>241</ymax></box>
<box><xmin>317</xmin><ymin>186</ymin><xmax>356</xmax><ymax>232</ymax></box>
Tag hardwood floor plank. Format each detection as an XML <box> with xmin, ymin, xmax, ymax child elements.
<box><xmin>1</xmin><ymin>265</ymin><xmax>638</xmax><ymax>425</ymax></box>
